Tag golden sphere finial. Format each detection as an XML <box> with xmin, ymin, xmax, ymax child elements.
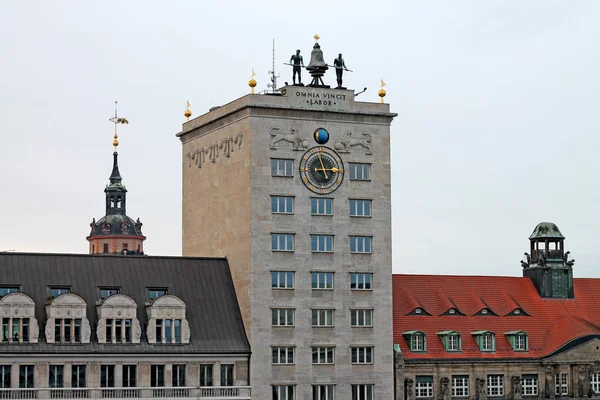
<box><xmin>184</xmin><ymin>100</ymin><xmax>192</xmax><ymax>121</ymax></box>
<box><xmin>249</xmin><ymin>69</ymin><xmax>257</xmax><ymax>94</ymax></box>
<box><xmin>378</xmin><ymin>79</ymin><xmax>387</xmax><ymax>103</ymax></box>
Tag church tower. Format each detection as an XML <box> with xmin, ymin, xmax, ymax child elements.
<box><xmin>522</xmin><ymin>222</ymin><xmax>574</xmax><ymax>298</ymax></box>
<box><xmin>87</xmin><ymin>105</ymin><xmax>146</xmax><ymax>255</ymax></box>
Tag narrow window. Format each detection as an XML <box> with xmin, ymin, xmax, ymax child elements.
<box><xmin>200</xmin><ymin>364</ymin><xmax>213</xmax><ymax>387</ymax></box>
<box><xmin>174</xmin><ymin>319</ymin><xmax>181</xmax><ymax>343</ymax></box>
<box><xmin>172</xmin><ymin>365</ymin><xmax>186</xmax><ymax>387</ymax></box>
<box><xmin>150</xmin><ymin>365</ymin><xmax>165</xmax><ymax>387</ymax></box>
<box><xmin>155</xmin><ymin>319</ymin><xmax>163</xmax><ymax>342</ymax></box>
<box><xmin>220</xmin><ymin>364</ymin><xmax>234</xmax><ymax>387</ymax></box>
<box><xmin>19</xmin><ymin>365</ymin><xmax>34</xmax><ymax>388</ymax></box>
<box><xmin>0</xmin><ymin>365</ymin><xmax>10</xmax><ymax>388</ymax></box>
<box><xmin>103</xmin><ymin>243</ymin><xmax>109</xmax><ymax>253</ymax></box>
<box><xmin>100</xmin><ymin>365</ymin><xmax>115</xmax><ymax>388</ymax></box>
<box><xmin>555</xmin><ymin>373</ymin><xmax>568</xmax><ymax>396</ymax></box>
<box><xmin>72</xmin><ymin>365</ymin><xmax>86</xmax><ymax>388</ymax></box>
<box><xmin>49</xmin><ymin>365</ymin><xmax>64</xmax><ymax>388</ymax></box>
<box><xmin>164</xmin><ymin>320</ymin><xmax>172</xmax><ymax>344</ymax></box>
<box><xmin>122</xmin><ymin>365</ymin><xmax>136</xmax><ymax>388</ymax></box>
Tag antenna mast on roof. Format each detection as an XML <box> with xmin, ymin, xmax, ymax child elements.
<box><xmin>267</xmin><ymin>39</ymin><xmax>279</xmax><ymax>93</ymax></box>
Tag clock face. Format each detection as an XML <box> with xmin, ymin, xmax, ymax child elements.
<box><xmin>299</xmin><ymin>146</ymin><xmax>344</xmax><ymax>194</ymax></box>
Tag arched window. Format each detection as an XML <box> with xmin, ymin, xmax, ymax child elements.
<box><xmin>146</xmin><ymin>295</ymin><xmax>190</xmax><ymax>344</ymax></box>
<box><xmin>96</xmin><ymin>294</ymin><xmax>140</xmax><ymax>344</ymax></box>
<box><xmin>0</xmin><ymin>293</ymin><xmax>39</xmax><ymax>343</ymax></box>
<box><xmin>45</xmin><ymin>293</ymin><xmax>90</xmax><ymax>344</ymax></box>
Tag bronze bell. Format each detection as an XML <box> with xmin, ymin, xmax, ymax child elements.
<box><xmin>306</xmin><ymin>42</ymin><xmax>329</xmax><ymax>87</ymax></box>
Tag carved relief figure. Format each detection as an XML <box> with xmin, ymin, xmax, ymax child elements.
<box><xmin>511</xmin><ymin>375</ymin><xmax>522</xmax><ymax>400</ymax></box>
<box><xmin>134</xmin><ymin>319</ymin><xmax>141</xmax><ymax>343</ymax></box>
<box><xmin>45</xmin><ymin>317</ymin><xmax>54</xmax><ymax>343</ymax></box>
<box><xmin>579</xmin><ymin>366</ymin><xmax>586</xmax><ymax>398</ymax></box>
<box><xmin>147</xmin><ymin>319</ymin><xmax>156</xmax><ymax>343</ymax></box>
<box><xmin>269</xmin><ymin>127</ymin><xmax>309</xmax><ymax>150</ymax></box>
<box><xmin>405</xmin><ymin>378</ymin><xmax>415</xmax><ymax>400</ymax></box>
<box><xmin>476</xmin><ymin>377</ymin><xmax>487</xmax><ymax>400</ymax></box>
<box><xmin>96</xmin><ymin>318</ymin><xmax>106</xmax><ymax>343</ymax></box>
<box><xmin>333</xmin><ymin>131</ymin><xmax>372</xmax><ymax>155</ymax></box>
<box><xmin>545</xmin><ymin>366</ymin><xmax>555</xmax><ymax>399</ymax></box>
<box><xmin>187</xmin><ymin>133</ymin><xmax>243</xmax><ymax>169</ymax></box>
<box><xmin>440</xmin><ymin>377</ymin><xmax>450</xmax><ymax>400</ymax></box>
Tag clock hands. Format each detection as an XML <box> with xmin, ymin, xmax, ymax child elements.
<box><xmin>317</xmin><ymin>153</ymin><xmax>329</xmax><ymax>179</ymax></box>
<box><xmin>315</xmin><ymin>167</ymin><xmax>341</xmax><ymax>173</ymax></box>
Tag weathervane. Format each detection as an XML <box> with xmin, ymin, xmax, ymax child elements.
<box><xmin>108</xmin><ymin>101</ymin><xmax>129</xmax><ymax>151</ymax></box>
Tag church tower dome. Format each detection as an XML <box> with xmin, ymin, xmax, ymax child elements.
<box><xmin>87</xmin><ymin>104</ymin><xmax>146</xmax><ymax>255</ymax></box>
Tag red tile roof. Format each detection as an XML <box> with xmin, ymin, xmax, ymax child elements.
<box><xmin>393</xmin><ymin>274</ymin><xmax>600</xmax><ymax>360</ymax></box>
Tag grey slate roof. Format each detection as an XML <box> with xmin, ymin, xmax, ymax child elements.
<box><xmin>0</xmin><ymin>253</ymin><xmax>250</xmax><ymax>355</ymax></box>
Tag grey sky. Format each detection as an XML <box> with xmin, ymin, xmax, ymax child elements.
<box><xmin>1</xmin><ymin>1</ymin><xmax>599</xmax><ymax>277</ymax></box>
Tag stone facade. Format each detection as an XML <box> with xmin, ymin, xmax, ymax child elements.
<box><xmin>179</xmin><ymin>86</ymin><xmax>397</xmax><ymax>399</ymax></box>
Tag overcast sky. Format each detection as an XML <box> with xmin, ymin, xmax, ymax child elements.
<box><xmin>1</xmin><ymin>1</ymin><xmax>599</xmax><ymax>277</ymax></box>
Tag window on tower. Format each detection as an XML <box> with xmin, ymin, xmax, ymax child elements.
<box><xmin>349</xmin><ymin>163</ymin><xmax>371</xmax><ymax>181</ymax></box>
<box><xmin>103</xmin><ymin>244</ymin><xmax>109</xmax><ymax>253</ymax></box>
<box><xmin>271</xmin><ymin>159</ymin><xmax>293</xmax><ymax>177</ymax></box>
<box><xmin>350</xmin><ymin>236</ymin><xmax>372</xmax><ymax>254</ymax></box>
<box><xmin>311</xmin><ymin>198</ymin><xmax>333</xmax><ymax>216</ymax></box>
<box><xmin>311</xmin><ymin>235</ymin><xmax>334</xmax><ymax>253</ymax></box>
<box><xmin>271</xmin><ymin>233</ymin><xmax>294</xmax><ymax>252</ymax></box>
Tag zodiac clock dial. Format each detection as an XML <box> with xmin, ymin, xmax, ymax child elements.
<box><xmin>299</xmin><ymin>146</ymin><xmax>345</xmax><ymax>194</ymax></box>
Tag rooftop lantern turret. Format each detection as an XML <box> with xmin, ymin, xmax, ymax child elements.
<box><xmin>521</xmin><ymin>222</ymin><xmax>574</xmax><ymax>299</ymax></box>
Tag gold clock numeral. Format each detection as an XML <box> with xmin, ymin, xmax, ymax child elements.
<box><xmin>336</xmin><ymin>179</ymin><xmax>341</xmax><ymax>184</ymax></box>
<box><xmin>338</xmin><ymin>168</ymin><xmax>344</xmax><ymax>173</ymax></box>
<box><xmin>321</xmin><ymin>189</ymin><xmax>325</xmax><ymax>194</ymax></box>
<box><xmin>303</xmin><ymin>156</ymin><xmax>308</xmax><ymax>160</ymax></box>
<box><xmin>303</xmin><ymin>177</ymin><xmax>309</xmax><ymax>183</ymax></box>
<box><xmin>301</xmin><ymin>167</ymin><xmax>309</xmax><ymax>172</ymax></box>
<box><xmin>309</xmin><ymin>185</ymin><xmax>315</xmax><ymax>191</ymax></box>
<box><xmin>309</xmin><ymin>148</ymin><xmax>314</xmax><ymax>154</ymax></box>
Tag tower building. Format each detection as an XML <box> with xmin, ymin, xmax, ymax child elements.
<box><xmin>178</xmin><ymin>41</ymin><xmax>397</xmax><ymax>400</ymax></box>
<box><xmin>87</xmin><ymin>110</ymin><xmax>146</xmax><ymax>255</ymax></box>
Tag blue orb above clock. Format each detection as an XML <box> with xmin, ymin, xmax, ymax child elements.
<box><xmin>314</xmin><ymin>128</ymin><xmax>330</xmax><ymax>144</ymax></box>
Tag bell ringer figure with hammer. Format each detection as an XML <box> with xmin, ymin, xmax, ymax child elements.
<box><xmin>333</xmin><ymin>53</ymin><xmax>352</xmax><ymax>89</ymax></box>
<box><xmin>288</xmin><ymin>49</ymin><xmax>304</xmax><ymax>85</ymax></box>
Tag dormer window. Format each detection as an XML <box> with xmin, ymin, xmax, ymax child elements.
<box><xmin>146</xmin><ymin>295</ymin><xmax>190</xmax><ymax>344</ymax></box>
<box><xmin>449</xmin><ymin>309</ymin><xmax>456</xmax><ymax>314</ymax></box>
<box><xmin>99</xmin><ymin>287</ymin><xmax>120</xmax><ymax>300</ymax></box>
<box><xmin>96</xmin><ymin>294</ymin><xmax>140</xmax><ymax>344</ymax></box>
<box><xmin>415</xmin><ymin>308</ymin><xmax>422</xmax><ymax>314</ymax></box>
<box><xmin>409</xmin><ymin>307</ymin><xmax>430</xmax><ymax>316</ymax></box>
<box><xmin>49</xmin><ymin>287</ymin><xmax>70</xmax><ymax>300</ymax></box>
<box><xmin>0</xmin><ymin>287</ymin><xmax>19</xmax><ymax>297</ymax></box>
<box><xmin>0</xmin><ymin>293</ymin><xmax>39</xmax><ymax>343</ymax></box>
<box><xmin>505</xmin><ymin>331</ymin><xmax>529</xmax><ymax>352</ymax></box>
<box><xmin>148</xmin><ymin>288</ymin><xmax>168</xmax><ymax>300</ymax></box>
<box><xmin>403</xmin><ymin>330</ymin><xmax>426</xmax><ymax>352</ymax></box>
<box><xmin>481</xmin><ymin>309</ymin><xmax>488</xmax><ymax>315</ymax></box>
<box><xmin>514</xmin><ymin>309</ymin><xmax>520</xmax><ymax>315</ymax></box>
<box><xmin>472</xmin><ymin>331</ymin><xmax>495</xmax><ymax>352</ymax></box>
<box><xmin>437</xmin><ymin>331</ymin><xmax>461</xmax><ymax>352</ymax></box>
<box><xmin>45</xmin><ymin>293</ymin><xmax>90</xmax><ymax>344</ymax></box>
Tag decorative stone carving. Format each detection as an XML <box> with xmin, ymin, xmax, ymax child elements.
<box><xmin>135</xmin><ymin>318</ymin><xmax>141</xmax><ymax>343</ymax></box>
<box><xmin>187</xmin><ymin>133</ymin><xmax>243</xmax><ymax>169</ymax></box>
<box><xmin>511</xmin><ymin>376</ymin><xmax>522</xmax><ymax>400</ymax></box>
<box><xmin>147</xmin><ymin>319</ymin><xmax>156</xmax><ymax>343</ymax></box>
<box><xmin>30</xmin><ymin>318</ymin><xmax>39</xmax><ymax>343</ymax></box>
<box><xmin>96</xmin><ymin>294</ymin><xmax>139</xmax><ymax>344</ymax></box>
<box><xmin>0</xmin><ymin>292</ymin><xmax>39</xmax><ymax>343</ymax></box>
<box><xmin>269</xmin><ymin>127</ymin><xmax>309</xmax><ymax>150</ymax></box>
<box><xmin>578</xmin><ymin>366</ymin><xmax>586</xmax><ymax>398</ymax></box>
<box><xmin>96</xmin><ymin>318</ymin><xmax>106</xmax><ymax>343</ymax></box>
<box><xmin>545</xmin><ymin>365</ymin><xmax>555</xmax><ymax>399</ymax></box>
<box><xmin>405</xmin><ymin>378</ymin><xmax>415</xmax><ymax>400</ymax></box>
<box><xmin>146</xmin><ymin>295</ymin><xmax>190</xmax><ymax>344</ymax></box>
<box><xmin>476</xmin><ymin>377</ymin><xmax>487</xmax><ymax>400</ymax></box>
<box><xmin>45</xmin><ymin>317</ymin><xmax>54</xmax><ymax>343</ymax></box>
<box><xmin>333</xmin><ymin>131</ymin><xmax>372</xmax><ymax>155</ymax></box>
<box><xmin>440</xmin><ymin>377</ymin><xmax>450</xmax><ymax>400</ymax></box>
<box><xmin>82</xmin><ymin>318</ymin><xmax>91</xmax><ymax>343</ymax></box>
<box><xmin>45</xmin><ymin>293</ymin><xmax>90</xmax><ymax>344</ymax></box>
<box><xmin>182</xmin><ymin>319</ymin><xmax>191</xmax><ymax>342</ymax></box>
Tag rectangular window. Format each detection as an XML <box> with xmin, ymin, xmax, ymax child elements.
<box><xmin>0</xmin><ymin>287</ymin><xmax>19</xmax><ymax>296</ymax></box>
<box><xmin>148</xmin><ymin>288</ymin><xmax>167</xmax><ymax>300</ymax></box>
<box><xmin>350</xmin><ymin>273</ymin><xmax>373</xmax><ymax>290</ymax></box>
<box><xmin>0</xmin><ymin>365</ymin><xmax>10</xmax><ymax>389</ymax></box>
<box><xmin>351</xmin><ymin>309</ymin><xmax>373</xmax><ymax>327</ymax></box>
<box><xmin>452</xmin><ymin>376</ymin><xmax>469</xmax><ymax>397</ymax></box>
<box><xmin>352</xmin><ymin>384</ymin><xmax>373</xmax><ymax>400</ymax></box>
<box><xmin>272</xmin><ymin>347</ymin><xmax>295</xmax><ymax>364</ymax></box>
<box><xmin>311</xmin><ymin>235</ymin><xmax>333</xmax><ymax>252</ymax></box>
<box><xmin>349</xmin><ymin>199</ymin><xmax>372</xmax><ymax>217</ymax></box>
<box><xmin>312</xmin><ymin>309</ymin><xmax>334</xmax><ymax>327</ymax></box>
<box><xmin>350</xmin><ymin>236</ymin><xmax>372</xmax><ymax>254</ymax></box>
<box><xmin>114</xmin><ymin>319</ymin><xmax>122</xmax><ymax>343</ymax></box>
<box><xmin>415</xmin><ymin>376</ymin><xmax>433</xmax><ymax>398</ymax></box>
<box><xmin>313</xmin><ymin>384</ymin><xmax>334</xmax><ymax>400</ymax></box>
<box><xmin>49</xmin><ymin>287</ymin><xmax>70</xmax><ymax>299</ymax></box>
<box><xmin>103</xmin><ymin>244</ymin><xmax>109</xmax><ymax>253</ymax></box>
<box><xmin>72</xmin><ymin>365</ymin><xmax>86</xmax><ymax>388</ymax></box>
<box><xmin>1</xmin><ymin>319</ymin><xmax>7</xmax><ymax>343</ymax></box>
<box><xmin>99</xmin><ymin>287</ymin><xmax>119</xmax><ymax>299</ymax></box>
<box><xmin>122</xmin><ymin>365</ymin><xmax>136</xmax><ymax>388</ymax></box>
<box><xmin>19</xmin><ymin>365</ymin><xmax>34</xmax><ymax>388</ymax></box>
<box><xmin>271</xmin><ymin>159</ymin><xmax>293</xmax><ymax>177</ymax></box>
<box><xmin>272</xmin><ymin>233</ymin><xmax>294</xmax><ymax>252</ymax></box>
<box><xmin>172</xmin><ymin>365</ymin><xmax>186</xmax><ymax>387</ymax></box>
<box><xmin>150</xmin><ymin>365</ymin><xmax>165</xmax><ymax>387</ymax></box>
<box><xmin>100</xmin><ymin>365</ymin><xmax>115</xmax><ymax>388</ymax></box>
<box><xmin>515</xmin><ymin>334</ymin><xmax>527</xmax><ymax>351</ymax></box>
<box><xmin>311</xmin><ymin>198</ymin><xmax>333</xmax><ymax>216</ymax></box>
<box><xmin>311</xmin><ymin>272</ymin><xmax>334</xmax><ymax>289</ymax></box>
<box><xmin>165</xmin><ymin>320</ymin><xmax>172</xmax><ymax>344</ymax></box>
<box><xmin>349</xmin><ymin>163</ymin><xmax>371</xmax><ymax>181</ymax></box>
<box><xmin>522</xmin><ymin>375</ymin><xmax>538</xmax><ymax>396</ymax></box>
<box><xmin>312</xmin><ymin>347</ymin><xmax>334</xmax><ymax>364</ymax></box>
<box><xmin>220</xmin><ymin>364</ymin><xmax>233</xmax><ymax>387</ymax></box>
<box><xmin>271</xmin><ymin>271</ymin><xmax>294</xmax><ymax>289</ymax></box>
<box><xmin>46</xmin><ymin>365</ymin><xmax>62</xmax><ymax>390</ymax></box>
<box><xmin>273</xmin><ymin>385</ymin><xmax>295</xmax><ymax>400</ymax></box>
<box><xmin>271</xmin><ymin>196</ymin><xmax>294</xmax><ymax>214</ymax></box>
<box><xmin>106</xmin><ymin>319</ymin><xmax>113</xmax><ymax>342</ymax></box>
<box><xmin>481</xmin><ymin>333</ymin><xmax>495</xmax><ymax>351</ymax></box>
<box><xmin>155</xmin><ymin>319</ymin><xmax>163</xmax><ymax>342</ymax></box>
<box><xmin>555</xmin><ymin>373</ymin><xmax>568</xmax><ymax>395</ymax></box>
<box><xmin>272</xmin><ymin>308</ymin><xmax>295</xmax><ymax>327</ymax></box>
<box><xmin>351</xmin><ymin>347</ymin><xmax>373</xmax><ymax>364</ymax></box>
<box><xmin>124</xmin><ymin>319</ymin><xmax>132</xmax><ymax>343</ymax></box>
<box><xmin>412</xmin><ymin>334</ymin><xmax>425</xmax><ymax>351</ymax></box>
<box><xmin>200</xmin><ymin>364</ymin><xmax>213</xmax><ymax>387</ymax></box>
<box><xmin>448</xmin><ymin>335</ymin><xmax>460</xmax><ymax>351</ymax></box>
<box><xmin>174</xmin><ymin>319</ymin><xmax>181</xmax><ymax>343</ymax></box>
<box><xmin>487</xmin><ymin>375</ymin><xmax>504</xmax><ymax>397</ymax></box>
<box><xmin>592</xmin><ymin>374</ymin><xmax>600</xmax><ymax>394</ymax></box>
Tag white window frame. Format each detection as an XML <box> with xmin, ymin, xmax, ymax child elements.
<box><xmin>515</xmin><ymin>334</ymin><xmax>527</xmax><ymax>351</ymax></box>
<box><xmin>554</xmin><ymin>373</ymin><xmax>568</xmax><ymax>396</ymax></box>
<box><xmin>487</xmin><ymin>375</ymin><xmax>504</xmax><ymax>397</ymax></box>
<box><xmin>452</xmin><ymin>376</ymin><xmax>469</xmax><ymax>397</ymax></box>
<box><xmin>271</xmin><ymin>271</ymin><xmax>294</xmax><ymax>289</ymax></box>
<box><xmin>312</xmin><ymin>384</ymin><xmax>335</xmax><ymax>400</ymax></box>
<box><xmin>312</xmin><ymin>347</ymin><xmax>335</xmax><ymax>364</ymax></box>
<box><xmin>311</xmin><ymin>198</ymin><xmax>333</xmax><ymax>216</ymax></box>
<box><xmin>272</xmin><ymin>347</ymin><xmax>295</xmax><ymax>365</ymax></box>
<box><xmin>311</xmin><ymin>272</ymin><xmax>334</xmax><ymax>289</ymax></box>
<box><xmin>592</xmin><ymin>374</ymin><xmax>600</xmax><ymax>394</ymax></box>
<box><xmin>272</xmin><ymin>233</ymin><xmax>294</xmax><ymax>252</ymax></box>
<box><xmin>272</xmin><ymin>308</ymin><xmax>295</xmax><ymax>327</ymax></box>
<box><xmin>522</xmin><ymin>375</ymin><xmax>538</xmax><ymax>396</ymax></box>
<box><xmin>311</xmin><ymin>234</ymin><xmax>334</xmax><ymax>252</ymax></box>
<box><xmin>312</xmin><ymin>309</ymin><xmax>334</xmax><ymax>327</ymax></box>
<box><xmin>271</xmin><ymin>159</ymin><xmax>293</xmax><ymax>177</ymax></box>
<box><xmin>350</xmin><ymin>309</ymin><xmax>373</xmax><ymax>327</ymax></box>
<box><xmin>350</xmin><ymin>273</ymin><xmax>372</xmax><ymax>290</ymax></box>
<box><xmin>0</xmin><ymin>365</ymin><xmax>10</xmax><ymax>389</ymax></box>
<box><xmin>351</xmin><ymin>347</ymin><xmax>373</xmax><ymax>364</ymax></box>
<box><xmin>415</xmin><ymin>377</ymin><xmax>433</xmax><ymax>398</ymax></box>
<box><xmin>349</xmin><ymin>199</ymin><xmax>372</xmax><ymax>217</ymax></box>
<box><xmin>273</xmin><ymin>385</ymin><xmax>295</xmax><ymax>400</ymax></box>
<box><xmin>447</xmin><ymin>335</ymin><xmax>460</xmax><ymax>351</ymax></box>
<box><xmin>412</xmin><ymin>334</ymin><xmax>425</xmax><ymax>351</ymax></box>
<box><xmin>481</xmin><ymin>333</ymin><xmax>495</xmax><ymax>351</ymax></box>
<box><xmin>351</xmin><ymin>384</ymin><xmax>373</xmax><ymax>400</ymax></box>
<box><xmin>271</xmin><ymin>196</ymin><xmax>294</xmax><ymax>214</ymax></box>
<box><xmin>349</xmin><ymin>163</ymin><xmax>371</xmax><ymax>181</ymax></box>
<box><xmin>350</xmin><ymin>236</ymin><xmax>372</xmax><ymax>254</ymax></box>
